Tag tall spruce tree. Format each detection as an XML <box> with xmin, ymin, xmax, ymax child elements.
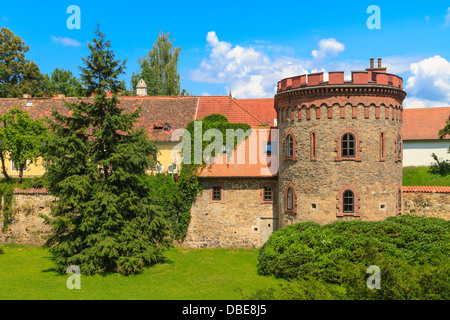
<box><xmin>43</xmin><ymin>26</ymin><xmax>170</xmax><ymax>275</ymax></box>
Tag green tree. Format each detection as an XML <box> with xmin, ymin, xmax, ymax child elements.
<box><xmin>1</xmin><ymin>107</ymin><xmax>47</xmax><ymax>183</ymax></box>
<box><xmin>43</xmin><ymin>26</ymin><xmax>170</xmax><ymax>275</ymax></box>
<box><xmin>0</xmin><ymin>27</ymin><xmax>45</xmax><ymax>97</ymax></box>
<box><xmin>439</xmin><ymin>119</ymin><xmax>450</xmax><ymax>140</ymax></box>
<box><xmin>131</xmin><ymin>31</ymin><xmax>187</xmax><ymax>96</ymax></box>
<box><xmin>44</xmin><ymin>68</ymin><xmax>83</xmax><ymax>97</ymax></box>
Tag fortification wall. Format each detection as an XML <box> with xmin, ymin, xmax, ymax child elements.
<box><xmin>1</xmin><ymin>188</ymin><xmax>448</xmax><ymax>247</ymax></box>
<box><xmin>182</xmin><ymin>178</ymin><xmax>278</xmax><ymax>248</ymax></box>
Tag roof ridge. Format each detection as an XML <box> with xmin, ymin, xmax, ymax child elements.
<box><xmin>227</xmin><ymin>96</ymin><xmax>265</xmax><ymax>125</ymax></box>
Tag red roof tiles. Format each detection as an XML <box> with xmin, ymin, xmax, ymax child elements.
<box><xmin>0</xmin><ymin>96</ymin><xmax>199</xmax><ymax>142</ymax></box>
<box><xmin>403</xmin><ymin>107</ymin><xmax>450</xmax><ymax>140</ymax></box>
<box><xmin>197</xmin><ymin>128</ymin><xmax>278</xmax><ymax>178</ymax></box>
<box><xmin>196</xmin><ymin>96</ymin><xmax>267</xmax><ymax>127</ymax></box>
<box><xmin>14</xmin><ymin>188</ymin><xmax>49</xmax><ymax>194</ymax></box>
<box><xmin>235</xmin><ymin>98</ymin><xmax>276</xmax><ymax>126</ymax></box>
<box><xmin>13</xmin><ymin>186</ymin><xmax>450</xmax><ymax>194</ymax></box>
<box><xmin>402</xmin><ymin>186</ymin><xmax>450</xmax><ymax>193</ymax></box>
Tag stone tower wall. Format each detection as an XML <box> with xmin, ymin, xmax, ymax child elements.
<box><xmin>275</xmin><ymin>69</ymin><xmax>406</xmax><ymax>227</ymax></box>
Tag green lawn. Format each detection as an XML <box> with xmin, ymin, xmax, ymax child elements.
<box><xmin>403</xmin><ymin>166</ymin><xmax>450</xmax><ymax>186</ymax></box>
<box><xmin>0</xmin><ymin>245</ymin><xmax>285</xmax><ymax>300</ymax></box>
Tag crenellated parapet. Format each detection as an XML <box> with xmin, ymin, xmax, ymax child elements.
<box><xmin>277</xmin><ymin>70</ymin><xmax>403</xmax><ymax>93</ymax></box>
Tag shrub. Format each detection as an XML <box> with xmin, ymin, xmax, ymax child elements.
<box><xmin>257</xmin><ymin>216</ymin><xmax>449</xmax><ymax>300</ymax></box>
<box><xmin>429</xmin><ymin>153</ymin><xmax>450</xmax><ymax>176</ymax></box>
<box><xmin>0</xmin><ymin>245</ymin><xmax>4</xmax><ymax>254</ymax></box>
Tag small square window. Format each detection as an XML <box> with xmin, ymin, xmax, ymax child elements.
<box><xmin>212</xmin><ymin>186</ymin><xmax>222</xmax><ymax>201</ymax></box>
<box><xmin>311</xmin><ymin>203</ymin><xmax>317</xmax><ymax>210</ymax></box>
<box><xmin>263</xmin><ymin>186</ymin><xmax>273</xmax><ymax>202</ymax></box>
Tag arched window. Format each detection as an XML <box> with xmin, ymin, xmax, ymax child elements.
<box><xmin>284</xmin><ymin>130</ymin><xmax>297</xmax><ymax>161</ymax></box>
<box><xmin>286</xmin><ymin>134</ymin><xmax>293</xmax><ymax>158</ymax></box>
<box><xmin>337</xmin><ymin>186</ymin><xmax>360</xmax><ymax>217</ymax></box>
<box><xmin>287</xmin><ymin>188</ymin><xmax>294</xmax><ymax>210</ymax></box>
<box><xmin>342</xmin><ymin>133</ymin><xmax>356</xmax><ymax>158</ymax></box>
<box><xmin>343</xmin><ymin>189</ymin><xmax>354</xmax><ymax>213</ymax></box>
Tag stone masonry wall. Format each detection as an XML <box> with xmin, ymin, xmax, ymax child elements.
<box><xmin>403</xmin><ymin>192</ymin><xmax>450</xmax><ymax>220</ymax></box>
<box><xmin>276</xmin><ymin>90</ymin><xmax>404</xmax><ymax>227</ymax></box>
<box><xmin>1</xmin><ymin>190</ymin><xmax>448</xmax><ymax>248</ymax></box>
<box><xmin>0</xmin><ymin>194</ymin><xmax>55</xmax><ymax>246</ymax></box>
<box><xmin>182</xmin><ymin>178</ymin><xmax>278</xmax><ymax>248</ymax></box>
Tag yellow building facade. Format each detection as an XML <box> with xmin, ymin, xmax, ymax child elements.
<box><xmin>0</xmin><ymin>141</ymin><xmax>182</xmax><ymax>179</ymax></box>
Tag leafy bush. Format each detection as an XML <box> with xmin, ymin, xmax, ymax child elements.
<box><xmin>429</xmin><ymin>153</ymin><xmax>450</xmax><ymax>176</ymax></box>
<box><xmin>0</xmin><ymin>245</ymin><xmax>4</xmax><ymax>254</ymax></box>
<box><xmin>143</xmin><ymin>166</ymin><xmax>202</xmax><ymax>241</ymax></box>
<box><xmin>257</xmin><ymin>216</ymin><xmax>449</xmax><ymax>300</ymax></box>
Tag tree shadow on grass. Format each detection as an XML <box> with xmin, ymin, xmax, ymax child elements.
<box><xmin>40</xmin><ymin>255</ymin><xmax>175</xmax><ymax>277</ymax></box>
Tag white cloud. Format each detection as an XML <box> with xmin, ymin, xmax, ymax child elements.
<box><xmin>51</xmin><ymin>36</ymin><xmax>81</xmax><ymax>47</ymax></box>
<box><xmin>444</xmin><ymin>7</ymin><xmax>450</xmax><ymax>27</ymax></box>
<box><xmin>405</xmin><ymin>55</ymin><xmax>450</xmax><ymax>105</ymax></box>
<box><xmin>190</xmin><ymin>32</ymin><xmax>344</xmax><ymax>98</ymax></box>
<box><xmin>403</xmin><ymin>97</ymin><xmax>449</xmax><ymax>109</ymax></box>
<box><xmin>311</xmin><ymin>38</ymin><xmax>345</xmax><ymax>61</ymax></box>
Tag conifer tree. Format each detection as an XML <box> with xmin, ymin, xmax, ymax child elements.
<box><xmin>43</xmin><ymin>26</ymin><xmax>170</xmax><ymax>275</ymax></box>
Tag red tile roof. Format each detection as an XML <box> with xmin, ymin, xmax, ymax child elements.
<box><xmin>403</xmin><ymin>107</ymin><xmax>450</xmax><ymax>140</ymax></box>
<box><xmin>0</xmin><ymin>96</ymin><xmax>199</xmax><ymax>142</ymax></box>
<box><xmin>402</xmin><ymin>186</ymin><xmax>450</xmax><ymax>193</ymax></box>
<box><xmin>14</xmin><ymin>188</ymin><xmax>49</xmax><ymax>194</ymax></box>
<box><xmin>13</xmin><ymin>185</ymin><xmax>450</xmax><ymax>194</ymax></box>
<box><xmin>196</xmin><ymin>96</ymin><xmax>268</xmax><ymax>127</ymax></box>
<box><xmin>197</xmin><ymin>128</ymin><xmax>278</xmax><ymax>178</ymax></box>
<box><xmin>235</xmin><ymin>98</ymin><xmax>276</xmax><ymax>126</ymax></box>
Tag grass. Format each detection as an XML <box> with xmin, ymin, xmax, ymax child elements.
<box><xmin>403</xmin><ymin>166</ymin><xmax>450</xmax><ymax>186</ymax></box>
<box><xmin>0</xmin><ymin>244</ymin><xmax>286</xmax><ymax>300</ymax></box>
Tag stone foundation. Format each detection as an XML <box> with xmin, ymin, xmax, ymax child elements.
<box><xmin>0</xmin><ymin>194</ymin><xmax>55</xmax><ymax>246</ymax></box>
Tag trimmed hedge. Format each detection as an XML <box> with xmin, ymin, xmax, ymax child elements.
<box><xmin>257</xmin><ymin>215</ymin><xmax>449</xmax><ymax>299</ymax></box>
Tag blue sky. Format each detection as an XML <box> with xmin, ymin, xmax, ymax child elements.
<box><xmin>1</xmin><ymin>0</ymin><xmax>450</xmax><ymax>107</ymax></box>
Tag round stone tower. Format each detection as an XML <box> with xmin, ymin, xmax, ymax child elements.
<box><xmin>274</xmin><ymin>58</ymin><xmax>407</xmax><ymax>227</ymax></box>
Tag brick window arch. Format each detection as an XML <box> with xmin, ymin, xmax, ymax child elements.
<box><xmin>284</xmin><ymin>182</ymin><xmax>297</xmax><ymax>214</ymax></box>
<box><xmin>337</xmin><ymin>185</ymin><xmax>360</xmax><ymax>217</ymax></box>
<box><xmin>395</xmin><ymin>132</ymin><xmax>403</xmax><ymax>162</ymax></box>
<box><xmin>335</xmin><ymin>128</ymin><xmax>362</xmax><ymax>161</ymax></box>
<box><xmin>284</xmin><ymin>129</ymin><xmax>298</xmax><ymax>161</ymax></box>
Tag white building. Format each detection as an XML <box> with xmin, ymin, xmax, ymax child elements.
<box><xmin>403</xmin><ymin>107</ymin><xmax>450</xmax><ymax>167</ymax></box>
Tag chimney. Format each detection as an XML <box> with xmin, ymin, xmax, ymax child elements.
<box><xmin>366</xmin><ymin>57</ymin><xmax>387</xmax><ymax>73</ymax></box>
<box><xmin>136</xmin><ymin>79</ymin><xmax>148</xmax><ymax>96</ymax></box>
<box><xmin>23</xmin><ymin>94</ymin><xmax>31</xmax><ymax>99</ymax></box>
